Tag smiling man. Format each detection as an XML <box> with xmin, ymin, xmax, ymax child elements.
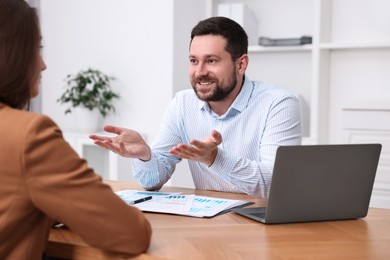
<box><xmin>90</xmin><ymin>17</ymin><xmax>301</xmax><ymax>199</ymax></box>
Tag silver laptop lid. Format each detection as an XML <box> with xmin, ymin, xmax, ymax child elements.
<box><xmin>263</xmin><ymin>144</ymin><xmax>382</xmax><ymax>224</ymax></box>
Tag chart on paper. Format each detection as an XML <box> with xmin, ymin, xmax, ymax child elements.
<box><xmin>134</xmin><ymin>194</ymin><xmax>253</xmax><ymax>218</ymax></box>
<box><xmin>136</xmin><ymin>194</ymin><xmax>194</xmax><ymax>214</ymax></box>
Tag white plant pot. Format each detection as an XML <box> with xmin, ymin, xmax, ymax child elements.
<box><xmin>73</xmin><ymin>107</ymin><xmax>102</xmax><ymax>133</ymax></box>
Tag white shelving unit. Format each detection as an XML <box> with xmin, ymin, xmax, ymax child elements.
<box><xmin>207</xmin><ymin>0</ymin><xmax>390</xmax><ymax>142</ymax></box>
<box><xmin>316</xmin><ymin>0</ymin><xmax>390</xmax><ymax>209</ymax></box>
<box><xmin>204</xmin><ymin>0</ymin><xmax>390</xmax><ymax>208</ymax></box>
<box><xmin>63</xmin><ymin>133</ymin><xmax>119</xmax><ymax>180</ymax></box>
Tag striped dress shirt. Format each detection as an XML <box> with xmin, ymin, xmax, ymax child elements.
<box><xmin>132</xmin><ymin>76</ymin><xmax>301</xmax><ymax>198</ymax></box>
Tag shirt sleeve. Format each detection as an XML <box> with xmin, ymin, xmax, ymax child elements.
<box><xmin>23</xmin><ymin>115</ymin><xmax>152</xmax><ymax>255</ymax></box>
<box><xmin>132</xmin><ymin>95</ymin><xmax>182</xmax><ymax>190</ymax></box>
<box><xmin>209</xmin><ymin>95</ymin><xmax>302</xmax><ymax>198</ymax></box>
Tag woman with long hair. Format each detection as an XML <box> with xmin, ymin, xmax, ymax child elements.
<box><xmin>0</xmin><ymin>1</ymin><xmax>151</xmax><ymax>259</ymax></box>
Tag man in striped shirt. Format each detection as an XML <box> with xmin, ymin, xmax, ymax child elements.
<box><xmin>90</xmin><ymin>17</ymin><xmax>301</xmax><ymax>199</ymax></box>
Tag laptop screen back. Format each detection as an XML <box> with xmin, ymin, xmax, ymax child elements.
<box><xmin>263</xmin><ymin>144</ymin><xmax>381</xmax><ymax>224</ymax></box>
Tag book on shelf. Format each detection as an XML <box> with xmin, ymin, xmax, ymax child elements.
<box><xmin>115</xmin><ymin>189</ymin><xmax>254</xmax><ymax>218</ymax></box>
<box><xmin>258</xmin><ymin>36</ymin><xmax>312</xmax><ymax>46</ymax></box>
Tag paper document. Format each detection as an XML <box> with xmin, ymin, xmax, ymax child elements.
<box><xmin>115</xmin><ymin>189</ymin><xmax>181</xmax><ymax>205</ymax></box>
<box><xmin>137</xmin><ymin>194</ymin><xmax>195</xmax><ymax>214</ymax></box>
<box><xmin>134</xmin><ymin>194</ymin><xmax>253</xmax><ymax>218</ymax></box>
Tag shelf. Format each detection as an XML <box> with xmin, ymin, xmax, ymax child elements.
<box><xmin>248</xmin><ymin>45</ymin><xmax>312</xmax><ymax>53</ymax></box>
<box><xmin>320</xmin><ymin>41</ymin><xmax>390</xmax><ymax>50</ymax></box>
<box><xmin>342</xmin><ymin>101</ymin><xmax>390</xmax><ymax>111</ymax></box>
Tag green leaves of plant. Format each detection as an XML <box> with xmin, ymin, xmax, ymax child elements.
<box><xmin>57</xmin><ymin>68</ymin><xmax>120</xmax><ymax>118</ymax></box>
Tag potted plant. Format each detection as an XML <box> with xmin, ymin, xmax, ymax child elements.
<box><xmin>57</xmin><ymin>68</ymin><xmax>120</xmax><ymax>132</ymax></box>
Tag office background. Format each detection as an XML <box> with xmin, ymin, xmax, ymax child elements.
<box><xmin>29</xmin><ymin>0</ymin><xmax>390</xmax><ymax>208</ymax></box>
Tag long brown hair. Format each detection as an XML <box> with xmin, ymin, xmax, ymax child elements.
<box><xmin>0</xmin><ymin>0</ymin><xmax>41</xmax><ymax>109</ymax></box>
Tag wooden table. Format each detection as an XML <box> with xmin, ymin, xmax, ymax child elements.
<box><xmin>47</xmin><ymin>181</ymin><xmax>390</xmax><ymax>259</ymax></box>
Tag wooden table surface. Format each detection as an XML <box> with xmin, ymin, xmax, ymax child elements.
<box><xmin>47</xmin><ymin>180</ymin><xmax>390</xmax><ymax>260</ymax></box>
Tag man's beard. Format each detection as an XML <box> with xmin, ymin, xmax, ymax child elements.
<box><xmin>191</xmin><ymin>73</ymin><xmax>237</xmax><ymax>102</ymax></box>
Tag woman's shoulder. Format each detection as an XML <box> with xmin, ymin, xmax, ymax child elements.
<box><xmin>1</xmin><ymin>105</ymin><xmax>59</xmax><ymax>133</ymax></box>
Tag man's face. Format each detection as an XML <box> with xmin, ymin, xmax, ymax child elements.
<box><xmin>188</xmin><ymin>35</ymin><xmax>238</xmax><ymax>102</ymax></box>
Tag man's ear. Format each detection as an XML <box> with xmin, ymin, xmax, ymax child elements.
<box><xmin>237</xmin><ymin>54</ymin><xmax>249</xmax><ymax>72</ymax></box>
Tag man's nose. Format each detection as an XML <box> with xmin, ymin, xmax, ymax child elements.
<box><xmin>195</xmin><ymin>63</ymin><xmax>208</xmax><ymax>77</ymax></box>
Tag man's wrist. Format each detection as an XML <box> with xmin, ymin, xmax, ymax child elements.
<box><xmin>207</xmin><ymin>148</ymin><xmax>218</xmax><ymax>167</ymax></box>
<box><xmin>139</xmin><ymin>146</ymin><xmax>152</xmax><ymax>161</ymax></box>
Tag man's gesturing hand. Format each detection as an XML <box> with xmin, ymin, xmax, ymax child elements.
<box><xmin>89</xmin><ymin>125</ymin><xmax>151</xmax><ymax>161</ymax></box>
<box><xmin>168</xmin><ymin>130</ymin><xmax>222</xmax><ymax>166</ymax></box>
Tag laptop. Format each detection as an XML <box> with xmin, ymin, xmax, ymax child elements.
<box><xmin>232</xmin><ymin>144</ymin><xmax>382</xmax><ymax>224</ymax></box>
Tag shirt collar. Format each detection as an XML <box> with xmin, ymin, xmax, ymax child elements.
<box><xmin>198</xmin><ymin>75</ymin><xmax>253</xmax><ymax>115</ymax></box>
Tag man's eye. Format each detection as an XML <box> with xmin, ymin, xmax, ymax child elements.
<box><xmin>207</xmin><ymin>59</ymin><xmax>217</xmax><ymax>64</ymax></box>
<box><xmin>190</xmin><ymin>59</ymin><xmax>198</xmax><ymax>64</ymax></box>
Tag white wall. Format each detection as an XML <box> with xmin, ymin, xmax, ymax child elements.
<box><xmin>40</xmin><ymin>0</ymin><xmax>174</xmax><ymax>141</ymax></box>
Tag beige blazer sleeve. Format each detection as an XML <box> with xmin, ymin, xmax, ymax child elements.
<box><xmin>23</xmin><ymin>115</ymin><xmax>151</xmax><ymax>255</ymax></box>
